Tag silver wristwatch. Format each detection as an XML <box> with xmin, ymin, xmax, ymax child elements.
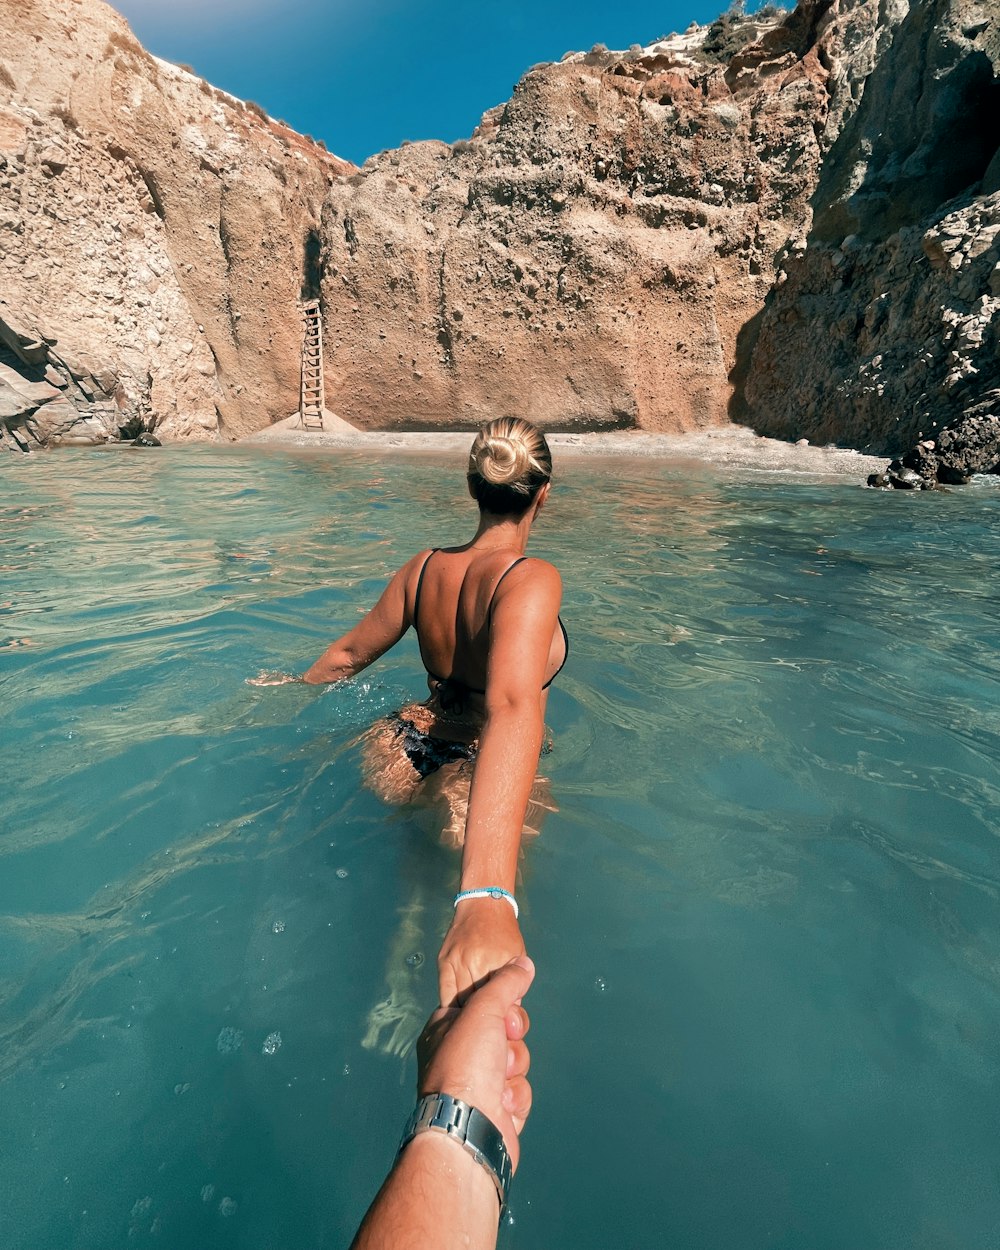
<box><xmin>398</xmin><ymin>1092</ymin><xmax>512</xmax><ymax>1218</ymax></box>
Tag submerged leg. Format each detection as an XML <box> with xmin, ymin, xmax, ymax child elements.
<box><xmin>418</xmin><ymin>760</ymin><xmax>556</xmax><ymax>850</ymax></box>
<box><xmin>361</xmin><ymin>892</ymin><xmax>429</xmax><ymax>1059</ymax></box>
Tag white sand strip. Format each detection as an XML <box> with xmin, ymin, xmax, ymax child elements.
<box><xmin>243</xmin><ymin>417</ymin><xmax>886</xmax><ymax>479</ymax></box>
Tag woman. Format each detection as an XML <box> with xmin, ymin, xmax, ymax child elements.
<box><xmin>260</xmin><ymin>418</ymin><xmax>566</xmax><ymax>1008</ymax></box>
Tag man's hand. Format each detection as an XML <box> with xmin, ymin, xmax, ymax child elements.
<box><xmin>418</xmin><ymin>955</ymin><xmax>535</xmax><ymax>1172</ymax></box>
<box><xmin>437</xmin><ymin>900</ymin><xmax>526</xmax><ymax>1010</ymax></box>
<box><xmin>349</xmin><ymin>956</ymin><xmax>535</xmax><ymax>1249</ymax></box>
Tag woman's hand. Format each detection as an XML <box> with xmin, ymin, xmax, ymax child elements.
<box><xmin>246</xmin><ymin>670</ymin><xmax>303</xmax><ymax>687</ymax></box>
<box><xmin>438</xmin><ymin>899</ymin><xmax>526</xmax><ymax>1009</ymax></box>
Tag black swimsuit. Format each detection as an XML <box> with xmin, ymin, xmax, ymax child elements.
<box><xmin>395</xmin><ymin>718</ymin><xmax>478</xmax><ymax>778</ymax></box>
<box><xmin>395</xmin><ymin>550</ymin><xmax>569</xmax><ymax>778</ymax></box>
<box><xmin>413</xmin><ymin>550</ymin><xmax>569</xmax><ymax>705</ymax></box>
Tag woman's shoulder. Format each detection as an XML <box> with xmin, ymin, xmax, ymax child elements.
<box><xmin>511</xmin><ymin>555</ymin><xmax>561</xmax><ymax>584</ymax></box>
<box><xmin>397</xmin><ymin>548</ymin><xmax>436</xmax><ymax>577</ymax></box>
<box><xmin>494</xmin><ymin>556</ymin><xmax>562</xmax><ymax>607</ymax></box>
<box><xmin>384</xmin><ymin>549</ymin><xmax>437</xmax><ymax>604</ymax></box>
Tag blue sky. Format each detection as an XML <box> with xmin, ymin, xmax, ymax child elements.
<box><xmin>112</xmin><ymin>0</ymin><xmax>724</xmax><ymax>165</ymax></box>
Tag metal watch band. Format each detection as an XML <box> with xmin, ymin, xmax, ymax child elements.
<box><xmin>398</xmin><ymin>1092</ymin><xmax>512</xmax><ymax>1218</ymax></box>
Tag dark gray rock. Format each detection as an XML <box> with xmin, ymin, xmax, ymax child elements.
<box><xmin>934</xmin><ymin>410</ymin><xmax>1000</xmax><ymax>476</ymax></box>
<box><xmin>875</xmin><ymin>408</ymin><xmax>1000</xmax><ymax>487</ymax></box>
<box><xmin>741</xmin><ymin>0</ymin><xmax>1000</xmax><ymax>457</ymax></box>
<box><xmin>889</xmin><ymin>465</ymin><xmax>926</xmax><ymax>489</ymax></box>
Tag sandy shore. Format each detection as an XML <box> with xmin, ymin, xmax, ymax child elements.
<box><xmin>244</xmin><ymin>415</ymin><xmax>886</xmax><ymax>480</ymax></box>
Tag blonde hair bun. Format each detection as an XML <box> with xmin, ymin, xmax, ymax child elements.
<box><xmin>467</xmin><ymin>417</ymin><xmax>553</xmax><ymax>513</ymax></box>
<box><xmin>475</xmin><ymin>433</ymin><xmax>532</xmax><ymax>486</ymax></box>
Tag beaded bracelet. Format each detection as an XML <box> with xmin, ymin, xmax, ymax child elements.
<box><xmin>453</xmin><ymin>887</ymin><xmax>519</xmax><ymax>920</ymax></box>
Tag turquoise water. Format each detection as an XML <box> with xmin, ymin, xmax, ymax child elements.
<box><xmin>3</xmin><ymin>446</ymin><xmax>1000</xmax><ymax>1250</ymax></box>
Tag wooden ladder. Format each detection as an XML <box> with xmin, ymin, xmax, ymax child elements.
<box><xmin>299</xmin><ymin>299</ymin><xmax>325</xmax><ymax>430</ymax></box>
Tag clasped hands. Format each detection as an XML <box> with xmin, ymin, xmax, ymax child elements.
<box><xmin>419</xmin><ymin>954</ymin><xmax>535</xmax><ymax>1173</ymax></box>
<box><xmin>437</xmin><ymin>897</ymin><xmax>525</xmax><ymax>1009</ymax></box>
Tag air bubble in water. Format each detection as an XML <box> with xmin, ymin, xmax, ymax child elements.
<box><xmin>405</xmin><ymin>952</ymin><xmax>424</xmax><ymax>968</ymax></box>
<box><xmin>336</xmin><ymin>868</ymin><xmax>348</xmax><ymax>879</ymax></box>
<box><xmin>272</xmin><ymin>920</ymin><xmax>285</xmax><ymax>934</ymax></box>
<box><xmin>342</xmin><ymin>1064</ymin><xmax>350</xmax><ymax>1076</ymax></box>
<box><xmin>216</xmin><ymin>1027</ymin><xmax>244</xmax><ymax>1054</ymax></box>
<box><xmin>594</xmin><ymin>977</ymin><xmax>606</xmax><ymax>992</ymax></box>
<box><xmin>262</xmin><ymin>1031</ymin><xmax>282</xmax><ymax>1056</ymax></box>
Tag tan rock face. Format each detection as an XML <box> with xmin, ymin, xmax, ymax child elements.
<box><xmin>318</xmin><ymin>14</ymin><xmax>834</xmax><ymax>432</ymax></box>
<box><xmin>739</xmin><ymin>0</ymin><xmax>1000</xmax><ymax>454</ymax></box>
<box><xmin>0</xmin><ymin>0</ymin><xmax>351</xmax><ymax>444</ymax></box>
<box><xmin>0</xmin><ymin>0</ymin><xmax>844</xmax><ymax>444</ymax></box>
<box><xmin>7</xmin><ymin>0</ymin><xmax>986</xmax><ymax>452</ymax></box>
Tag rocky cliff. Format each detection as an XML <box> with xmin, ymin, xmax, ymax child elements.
<box><xmin>315</xmin><ymin>7</ymin><xmax>838</xmax><ymax>432</ymax></box>
<box><xmin>2</xmin><ymin>0</ymin><xmax>996</xmax><ymax>455</ymax></box>
<box><xmin>1</xmin><ymin>0</ymin><xmax>848</xmax><ymax>446</ymax></box>
<box><xmin>0</xmin><ymin>0</ymin><xmax>350</xmax><ymax>450</ymax></box>
<box><xmin>739</xmin><ymin>0</ymin><xmax>1000</xmax><ymax>456</ymax></box>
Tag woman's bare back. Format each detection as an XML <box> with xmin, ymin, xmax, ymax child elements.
<box><xmin>409</xmin><ymin>547</ymin><xmax>567</xmax><ymax>722</ymax></box>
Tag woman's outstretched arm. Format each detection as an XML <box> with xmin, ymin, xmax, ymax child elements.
<box><xmin>251</xmin><ymin>552</ymin><xmax>427</xmax><ymax>687</ymax></box>
<box><xmin>437</xmin><ymin>560</ymin><xmax>562</xmax><ymax>1006</ymax></box>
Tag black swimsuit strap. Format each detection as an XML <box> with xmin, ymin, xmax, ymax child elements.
<box><xmin>413</xmin><ymin>550</ymin><xmax>448</xmax><ymax>683</ymax></box>
<box><xmin>413</xmin><ymin>549</ymin><xmax>438</xmax><ymax>635</ymax></box>
<box><xmin>490</xmin><ymin>558</ymin><xmax>567</xmax><ymax>690</ymax></box>
<box><xmin>487</xmin><ymin>557</ymin><xmax>528</xmax><ymax>621</ymax></box>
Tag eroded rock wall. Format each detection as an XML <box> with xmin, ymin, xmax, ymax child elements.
<box><xmin>739</xmin><ymin>0</ymin><xmax>1000</xmax><ymax>454</ymax></box>
<box><xmin>317</xmin><ymin>9</ymin><xmax>837</xmax><ymax>431</ymax></box>
<box><xmin>6</xmin><ymin>0</ymin><xmax>988</xmax><ymax>452</ymax></box>
<box><xmin>0</xmin><ymin>0</ymin><xmax>351</xmax><ymax>448</ymax></box>
<box><xmin>0</xmin><ymin>301</ymin><xmax>134</xmax><ymax>450</ymax></box>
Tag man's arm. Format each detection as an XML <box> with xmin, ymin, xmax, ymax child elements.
<box><xmin>350</xmin><ymin>1133</ymin><xmax>501</xmax><ymax>1250</ymax></box>
<box><xmin>350</xmin><ymin>956</ymin><xmax>535</xmax><ymax>1250</ymax></box>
